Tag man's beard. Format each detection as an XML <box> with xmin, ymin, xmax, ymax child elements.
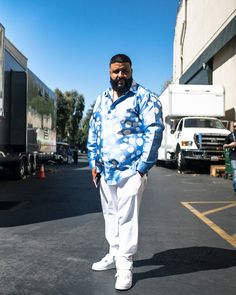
<box><xmin>110</xmin><ymin>76</ymin><xmax>133</xmax><ymax>95</ymax></box>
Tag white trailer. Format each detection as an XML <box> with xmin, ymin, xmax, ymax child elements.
<box><xmin>0</xmin><ymin>24</ymin><xmax>56</xmax><ymax>179</ymax></box>
<box><xmin>158</xmin><ymin>84</ymin><xmax>230</xmax><ymax>171</ymax></box>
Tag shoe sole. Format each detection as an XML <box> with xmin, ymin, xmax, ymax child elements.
<box><xmin>115</xmin><ymin>284</ymin><xmax>132</xmax><ymax>290</ymax></box>
<box><xmin>92</xmin><ymin>263</ymin><xmax>115</xmax><ymax>271</ymax></box>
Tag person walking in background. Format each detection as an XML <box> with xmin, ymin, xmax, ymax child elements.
<box><xmin>87</xmin><ymin>54</ymin><xmax>164</xmax><ymax>290</ymax></box>
<box><xmin>223</xmin><ymin>122</ymin><xmax>236</xmax><ymax>194</ymax></box>
<box><xmin>73</xmin><ymin>148</ymin><xmax>78</xmax><ymax>164</ymax></box>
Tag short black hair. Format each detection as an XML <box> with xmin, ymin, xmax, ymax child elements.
<box><xmin>110</xmin><ymin>54</ymin><xmax>132</xmax><ymax>66</ymax></box>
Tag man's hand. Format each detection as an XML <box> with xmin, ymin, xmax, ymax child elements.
<box><xmin>92</xmin><ymin>168</ymin><xmax>97</xmax><ymax>179</ymax></box>
<box><xmin>224</xmin><ymin>142</ymin><xmax>236</xmax><ymax>149</ymax></box>
<box><xmin>137</xmin><ymin>171</ymin><xmax>144</xmax><ymax>177</ymax></box>
<box><xmin>92</xmin><ymin>168</ymin><xmax>100</xmax><ymax>187</ymax></box>
<box><xmin>229</xmin><ymin>142</ymin><xmax>236</xmax><ymax>148</ymax></box>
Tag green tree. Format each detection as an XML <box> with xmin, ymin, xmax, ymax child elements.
<box><xmin>55</xmin><ymin>89</ymin><xmax>85</xmax><ymax>144</ymax></box>
<box><xmin>65</xmin><ymin>90</ymin><xmax>85</xmax><ymax>144</ymax></box>
<box><xmin>56</xmin><ymin>89</ymin><xmax>69</xmax><ymax>141</ymax></box>
<box><xmin>78</xmin><ymin>102</ymin><xmax>94</xmax><ymax>151</ymax></box>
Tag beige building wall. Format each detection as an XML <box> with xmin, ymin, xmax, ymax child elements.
<box><xmin>174</xmin><ymin>0</ymin><xmax>236</xmax><ymax>79</ymax></box>
<box><xmin>213</xmin><ymin>38</ymin><xmax>236</xmax><ymax>114</ymax></box>
<box><xmin>173</xmin><ymin>0</ymin><xmax>236</xmax><ymax>121</ymax></box>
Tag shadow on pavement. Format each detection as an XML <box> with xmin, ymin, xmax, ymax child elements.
<box><xmin>133</xmin><ymin>246</ymin><xmax>236</xmax><ymax>283</ymax></box>
<box><xmin>156</xmin><ymin>160</ymin><xmax>212</xmax><ymax>175</ymax></box>
<box><xmin>0</xmin><ymin>162</ymin><xmax>102</xmax><ymax>227</ymax></box>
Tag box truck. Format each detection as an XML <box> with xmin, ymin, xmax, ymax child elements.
<box><xmin>0</xmin><ymin>24</ymin><xmax>56</xmax><ymax>179</ymax></box>
<box><xmin>158</xmin><ymin>84</ymin><xmax>230</xmax><ymax>171</ymax></box>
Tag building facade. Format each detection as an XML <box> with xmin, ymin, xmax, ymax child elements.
<box><xmin>173</xmin><ymin>0</ymin><xmax>236</xmax><ymax>121</ymax></box>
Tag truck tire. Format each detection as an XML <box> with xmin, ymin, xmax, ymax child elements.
<box><xmin>26</xmin><ymin>158</ymin><xmax>32</xmax><ymax>175</ymax></box>
<box><xmin>27</xmin><ymin>157</ymin><xmax>36</xmax><ymax>175</ymax></box>
<box><xmin>177</xmin><ymin>149</ymin><xmax>187</xmax><ymax>172</ymax></box>
<box><xmin>31</xmin><ymin>158</ymin><xmax>37</xmax><ymax>174</ymax></box>
<box><xmin>15</xmin><ymin>158</ymin><xmax>27</xmax><ymax>180</ymax></box>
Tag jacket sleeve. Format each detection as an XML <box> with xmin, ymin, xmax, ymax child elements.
<box><xmin>87</xmin><ymin>96</ymin><xmax>101</xmax><ymax>171</ymax></box>
<box><xmin>136</xmin><ymin>92</ymin><xmax>164</xmax><ymax>174</ymax></box>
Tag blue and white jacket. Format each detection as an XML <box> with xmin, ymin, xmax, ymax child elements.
<box><xmin>87</xmin><ymin>81</ymin><xmax>164</xmax><ymax>185</ymax></box>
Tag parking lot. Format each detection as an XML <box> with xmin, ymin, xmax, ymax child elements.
<box><xmin>0</xmin><ymin>159</ymin><xmax>235</xmax><ymax>295</ymax></box>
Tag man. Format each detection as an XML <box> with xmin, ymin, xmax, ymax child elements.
<box><xmin>87</xmin><ymin>54</ymin><xmax>164</xmax><ymax>290</ymax></box>
<box><xmin>223</xmin><ymin>122</ymin><xmax>236</xmax><ymax>193</ymax></box>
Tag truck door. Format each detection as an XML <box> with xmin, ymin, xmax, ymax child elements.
<box><xmin>175</xmin><ymin>119</ymin><xmax>183</xmax><ymax>141</ymax></box>
<box><xmin>10</xmin><ymin>71</ymin><xmax>27</xmax><ymax>151</ymax></box>
<box><xmin>0</xmin><ymin>25</ymin><xmax>4</xmax><ymax>117</ymax></box>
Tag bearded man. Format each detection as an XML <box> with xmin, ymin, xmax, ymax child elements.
<box><xmin>87</xmin><ymin>53</ymin><xmax>164</xmax><ymax>290</ymax></box>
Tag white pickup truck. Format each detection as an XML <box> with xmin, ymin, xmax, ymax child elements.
<box><xmin>158</xmin><ymin>84</ymin><xmax>230</xmax><ymax>171</ymax></box>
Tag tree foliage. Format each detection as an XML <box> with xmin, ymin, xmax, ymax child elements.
<box><xmin>77</xmin><ymin>102</ymin><xmax>95</xmax><ymax>151</ymax></box>
<box><xmin>56</xmin><ymin>88</ymin><xmax>85</xmax><ymax>144</ymax></box>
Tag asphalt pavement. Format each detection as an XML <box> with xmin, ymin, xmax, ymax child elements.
<box><xmin>0</xmin><ymin>157</ymin><xmax>235</xmax><ymax>295</ymax></box>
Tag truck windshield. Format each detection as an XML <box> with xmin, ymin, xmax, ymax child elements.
<box><xmin>184</xmin><ymin>118</ymin><xmax>225</xmax><ymax>129</ymax></box>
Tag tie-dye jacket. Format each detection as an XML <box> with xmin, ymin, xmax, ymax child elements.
<box><xmin>87</xmin><ymin>81</ymin><xmax>164</xmax><ymax>185</ymax></box>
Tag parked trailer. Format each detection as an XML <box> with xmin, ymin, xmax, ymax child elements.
<box><xmin>0</xmin><ymin>24</ymin><xmax>56</xmax><ymax>179</ymax></box>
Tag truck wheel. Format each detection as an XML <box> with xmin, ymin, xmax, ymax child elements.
<box><xmin>27</xmin><ymin>158</ymin><xmax>36</xmax><ymax>175</ymax></box>
<box><xmin>31</xmin><ymin>160</ymin><xmax>37</xmax><ymax>174</ymax></box>
<box><xmin>26</xmin><ymin>158</ymin><xmax>32</xmax><ymax>175</ymax></box>
<box><xmin>15</xmin><ymin>159</ymin><xmax>27</xmax><ymax>180</ymax></box>
<box><xmin>177</xmin><ymin>149</ymin><xmax>186</xmax><ymax>172</ymax></box>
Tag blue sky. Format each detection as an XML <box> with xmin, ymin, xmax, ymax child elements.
<box><xmin>0</xmin><ymin>0</ymin><xmax>179</xmax><ymax>113</ymax></box>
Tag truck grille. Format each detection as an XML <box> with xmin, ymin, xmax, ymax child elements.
<box><xmin>194</xmin><ymin>133</ymin><xmax>227</xmax><ymax>151</ymax></box>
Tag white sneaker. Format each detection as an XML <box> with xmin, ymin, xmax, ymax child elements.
<box><xmin>115</xmin><ymin>269</ymin><xmax>133</xmax><ymax>290</ymax></box>
<box><xmin>92</xmin><ymin>254</ymin><xmax>115</xmax><ymax>271</ymax></box>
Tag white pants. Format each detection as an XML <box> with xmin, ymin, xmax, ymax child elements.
<box><xmin>99</xmin><ymin>172</ymin><xmax>147</xmax><ymax>270</ymax></box>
